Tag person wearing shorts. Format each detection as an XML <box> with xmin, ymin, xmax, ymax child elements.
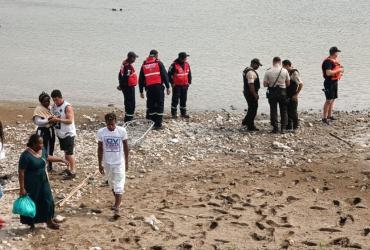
<box><xmin>321</xmin><ymin>47</ymin><xmax>344</xmax><ymax>125</ymax></box>
<box><xmin>97</xmin><ymin>113</ymin><xmax>129</xmax><ymax>219</ymax></box>
<box><xmin>50</xmin><ymin>89</ymin><xmax>77</xmax><ymax>180</ymax></box>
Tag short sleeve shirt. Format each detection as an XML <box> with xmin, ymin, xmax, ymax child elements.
<box><xmin>97</xmin><ymin>126</ymin><xmax>128</xmax><ymax>166</ymax></box>
<box><xmin>322</xmin><ymin>59</ymin><xmax>336</xmax><ymax>85</ymax></box>
<box><xmin>246</xmin><ymin>70</ymin><xmax>257</xmax><ymax>84</ymax></box>
<box><xmin>263</xmin><ymin>66</ymin><xmax>290</xmax><ymax>88</ymax></box>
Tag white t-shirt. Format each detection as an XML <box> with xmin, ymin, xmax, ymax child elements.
<box><xmin>97</xmin><ymin>126</ymin><xmax>128</xmax><ymax>166</ymax></box>
<box><xmin>0</xmin><ymin>142</ymin><xmax>5</xmax><ymax>160</ymax></box>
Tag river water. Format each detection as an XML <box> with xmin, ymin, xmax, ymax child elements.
<box><xmin>1</xmin><ymin>0</ymin><xmax>370</xmax><ymax>112</ymax></box>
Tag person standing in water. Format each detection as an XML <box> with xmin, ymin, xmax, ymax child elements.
<box><xmin>321</xmin><ymin>46</ymin><xmax>344</xmax><ymax>124</ymax></box>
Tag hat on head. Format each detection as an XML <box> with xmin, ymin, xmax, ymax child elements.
<box><xmin>329</xmin><ymin>46</ymin><xmax>341</xmax><ymax>54</ymax></box>
<box><xmin>127</xmin><ymin>51</ymin><xmax>138</xmax><ymax>58</ymax></box>
<box><xmin>149</xmin><ymin>49</ymin><xmax>158</xmax><ymax>57</ymax></box>
<box><xmin>178</xmin><ymin>52</ymin><xmax>190</xmax><ymax>59</ymax></box>
<box><xmin>251</xmin><ymin>58</ymin><xmax>262</xmax><ymax>66</ymax></box>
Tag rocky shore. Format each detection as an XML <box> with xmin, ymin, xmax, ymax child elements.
<box><xmin>0</xmin><ymin>102</ymin><xmax>370</xmax><ymax>249</ymax></box>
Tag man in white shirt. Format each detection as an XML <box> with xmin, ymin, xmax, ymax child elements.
<box><xmin>97</xmin><ymin>113</ymin><xmax>129</xmax><ymax>219</ymax></box>
<box><xmin>263</xmin><ymin>57</ymin><xmax>290</xmax><ymax>133</ymax></box>
<box><xmin>50</xmin><ymin>89</ymin><xmax>77</xmax><ymax>179</ymax></box>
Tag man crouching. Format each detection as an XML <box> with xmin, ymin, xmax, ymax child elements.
<box><xmin>97</xmin><ymin>113</ymin><xmax>129</xmax><ymax>220</ymax></box>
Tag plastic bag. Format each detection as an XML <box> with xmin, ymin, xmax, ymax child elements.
<box><xmin>12</xmin><ymin>195</ymin><xmax>36</xmax><ymax>218</ymax></box>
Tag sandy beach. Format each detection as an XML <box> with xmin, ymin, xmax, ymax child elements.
<box><xmin>0</xmin><ymin>101</ymin><xmax>370</xmax><ymax>249</ymax></box>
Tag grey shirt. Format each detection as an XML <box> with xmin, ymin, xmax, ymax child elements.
<box><xmin>263</xmin><ymin>66</ymin><xmax>290</xmax><ymax>88</ymax></box>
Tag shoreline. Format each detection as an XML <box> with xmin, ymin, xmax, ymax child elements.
<box><xmin>0</xmin><ymin>100</ymin><xmax>370</xmax><ymax>249</ymax></box>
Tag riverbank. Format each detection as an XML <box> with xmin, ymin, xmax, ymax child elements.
<box><xmin>0</xmin><ymin>101</ymin><xmax>370</xmax><ymax>249</ymax></box>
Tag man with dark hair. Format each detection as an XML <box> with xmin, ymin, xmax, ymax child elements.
<box><xmin>117</xmin><ymin>51</ymin><xmax>139</xmax><ymax>122</ymax></box>
<box><xmin>263</xmin><ymin>57</ymin><xmax>290</xmax><ymax>133</ymax></box>
<box><xmin>282</xmin><ymin>60</ymin><xmax>303</xmax><ymax>130</ymax></box>
<box><xmin>50</xmin><ymin>89</ymin><xmax>77</xmax><ymax>179</ymax></box>
<box><xmin>139</xmin><ymin>49</ymin><xmax>170</xmax><ymax>129</ymax></box>
<box><xmin>97</xmin><ymin>112</ymin><xmax>129</xmax><ymax>220</ymax></box>
<box><xmin>242</xmin><ymin>58</ymin><xmax>262</xmax><ymax>131</ymax></box>
<box><xmin>168</xmin><ymin>52</ymin><xmax>192</xmax><ymax>119</ymax></box>
<box><xmin>321</xmin><ymin>46</ymin><xmax>344</xmax><ymax>124</ymax></box>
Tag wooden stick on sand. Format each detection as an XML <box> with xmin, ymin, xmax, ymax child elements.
<box><xmin>329</xmin><ymin>132</ymin><xmax>353</xmax><ymax>146</ymax></box>
<box><xmin>56</xmin><ymin>170</ymin><xmax>99</xmax><ymax>207</ymax></box>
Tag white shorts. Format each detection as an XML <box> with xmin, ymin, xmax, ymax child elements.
<box><xmin>104</xmin><ymin>163</ymin><xmax>125</xmax><ymax>195</ymax></box>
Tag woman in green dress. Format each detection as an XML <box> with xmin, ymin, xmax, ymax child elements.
<box><xmin>18</xmin><ymin>134</ymin><xmax>69</xmax><ymax>230</ymax></box>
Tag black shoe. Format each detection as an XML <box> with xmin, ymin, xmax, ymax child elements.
<box><xmin>181</xmin><ymin>114</ymin><xmax>190</xmax><ymax>119</ymax></box>
<box><xmin>63</xmin><ymin>173</ymin><xmax>76</xmax><ymax>180</ymax></box>
<box><xmin>280</xmin><ymin>129</ymin><xmax>286</xmax><ymax>134</ymax></box>
<box><xmin>242</xmin><ymin>119</ymin><xmax>247</xmax><ymax>126</ymax></box>
<box><xmin>286</xmin><ymin>125</ymin><xmax>293</xmax><ymax>130</ymax></box>
<box><xmin>153</xmin><ymin>125</ymin><xmax>164</xmax><ymax>130</ymax></box>
<box><xmin>328</xmin><ymin>116</ymin><xmax>337</xmax><ymax>121</ymax></box>
<box><xmin>322</xmin><ymin>118</ymin><xmax>330</xmax><ymax>125</ymax></box>
<box><xmin>248</xmin><ymin>127</ymin><xmax>260</xmax><ymax>131</ymax></box>
<box><xmin>171</xmin><ymin>114</ymin><xmax>178</xmax><ymax>119</ymax></box>
<box><xmin>271</xmin><ymin>128</ymin><xmax>279</xmax><ymax>134</ymax></box>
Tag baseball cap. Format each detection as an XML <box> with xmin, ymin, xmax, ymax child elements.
<box><xmin>251</xmin><ymin>58</ymin><xmax>262</xmax><ymax>66</ymax></box>
<box><xmin>178</xmin><ymin>52</ymin><xmax>190</xmax><ymax>59</ymax></box>
<box><xmin>149</xmin><ymin>49</ymin><xmax>158</xmax><ymax>57</ymax></box>
<box><xmin>329</xmin><ymin>46</ymin><xmax>341</xmax><ymax>54</ymax></box>
<box><xmin>127</xmin><ymin>51</ymin><xmax>138</xmax><ymax>58</ymax></box>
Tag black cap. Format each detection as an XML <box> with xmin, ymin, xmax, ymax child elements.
<box><xmin>178</xmin><ymin>52</ymin><xmax>190</xmax><ymax>59</ymax></box>
<box><xmin>251</xmin><ymin>58</ymin><xmax>262</xmax><ymax>66</ymax></box>
<box><xmin>127</xmin><ymin>51</ymin><xmax>138</xmax><ymax>58</ymax></box>
<box><xmin>149</xmin><ymin>49</ymin><xmax>158</xmax><ymax>57</ymax></box>
<box><xmin>329</xmin><ymin>46</ymin><xmax>341</xmax><ymax>55</ymax></box>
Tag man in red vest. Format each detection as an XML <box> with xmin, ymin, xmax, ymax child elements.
<box><xmin>139</xmin><ymin>50</ymin><xmax>170</xmax><ymax>129</ymax></box>
<box><xmin>321</xmin><ymin>46</ymin><xmax>344</xmax><ymax>124</ymax></box>
<box><xmin>168</xmin><ymin>52</ymin><xmax>192</xmax><ymax>119</ymax></box>
<box><xmin>117</xmin><ymin>51</ymin><xmax>139</xmax><ymax>122</ymax></box>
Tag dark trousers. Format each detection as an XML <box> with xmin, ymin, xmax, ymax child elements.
<box><xmin>242</xmin><ymin>91</ymin><xmax>258</xmax><ymax>129</ymax></box>
<box><xmin>122</xmin><ymin>86</ymin><xmax>135</xmax><ymax>122</ymax></box>
<box><xmin>171</xmin><ymin>85</ymin><xmax>188</xmax><ymax>115</ymax></box>
<box><xmin>268</xmin><ymin>89</ymin><xmax>288</xmax><ymax>131</ymax></box>
<box><xmin>147</xmin><ymin>85</ymin><xmax>165</xmax><ymax>127</ymax></box>
<box><xmin>36</xmin><ymin>127</ymin><xmax>55</xmax><ymax>170</ymax></box>
<box><xmin>287</xmin><ymin>98</ymin><xmax>299</xmax><ymax>129</ymax></box>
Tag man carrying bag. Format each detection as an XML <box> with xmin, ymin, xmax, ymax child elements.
<box><xmin>263</xmin><ymin>57</ymin><xmax>291</xmax><ymax>134</ymax></box>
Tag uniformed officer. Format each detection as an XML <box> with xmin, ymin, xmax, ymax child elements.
<box><xmin>242</xmin><ymin>58</ymin><xmax>262</xmax><ymax>131</ymax></box>
<box><xmin>168</xmin><ymin>52</ymin><xmax>192</xmax><ymax>119</ymax></box>
<box><xmin>139</xmin><ymin>50</ymin><xmax>170</xmax><ymax>129</ymax></box>
<box><xmin>117</xmin><ymin>51</ymin><xmax>139</xmax><ymax>122</ymax></box>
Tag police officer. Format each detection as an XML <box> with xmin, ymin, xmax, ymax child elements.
<box><xmin>168</xmin><ymin>52</ymin><xmax>192</xmax><ymax>119</ymax></box>
<box><xmin>242</xmin><ymin>58</ymin><xmax>262</xmax><ymax>131</ymax></box>
<box><xmin>263</xmin><ymin>57</ymin><xmax>290</xmax><ymax>134</ymax></box>
<box><xmin>321</xmin><ymin>47</ymin><xmax>344</xmax><ymax>124</ymax></box>
<box><xmin>139</xmin><ymin>50</ymin><xmax>170</xmax><ymax>129</ymax></box>
<box><xmin>117</xmin><ymin>51</ymin><xmax>139</xmax><ymax>122</ymax></box>
<box><xmin>282</xmin><ymin>60</ymin><xmax>303</xmax><ymax>130</ymax></box>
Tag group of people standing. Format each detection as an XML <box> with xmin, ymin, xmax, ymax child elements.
<box><xmin>242</xmin><ymin>46</ymin><xmax>343</xmax><ymax>133</ymax></box>
<box><xmin>118</xmin><ymin>50</ymin><xmax>192</xmax><ymax>129</ymax></box>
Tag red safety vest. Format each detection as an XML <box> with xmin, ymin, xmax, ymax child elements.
<box><xmin>172</xmin><ymin>62</ymin><xmax>190</xmax><ymax>86</ymax></box>
<box><xmin>120</xmin><ymin>60</ymin><xmax>138</xmax><ymax>87</ymax></box>
<box><xmin>323</xmin><ymin>57</ymin><xmax>342</xmax><ymax>81</ymax></box>
<box><xmin>142</xmin><ymin>57</ymin><xmax>162</xmax><ymax>86</ymax></box>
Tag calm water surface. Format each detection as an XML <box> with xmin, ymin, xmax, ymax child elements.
<box><xmin>1</xmin><ymin>0</ymin><xmax>370</xmax><ymax>112</ymax></box>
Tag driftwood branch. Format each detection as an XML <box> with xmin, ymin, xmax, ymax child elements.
<box><xmin>56</xmin><ymin>170</ymin><xmax>99</xmax><ymax>207</ymax></box>
<box><xmin>329</xmin><ymin>132</ymin><xmax>352</xmax><ymax>146</ymax></box>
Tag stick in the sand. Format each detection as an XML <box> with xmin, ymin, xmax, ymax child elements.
<box><xmin>56</xmin><ymin>170</ymin><xmax>99</xmax><ymax>207</ymax></box>
<box><xmin>329</xmin><ymin>132</ymin><xmax>352</xmax><ymax>146</ymax></box>
<box><xmin>3</xmin><ymin>187</ymin><xmax>20</xmax><ymax>192</ymax></box>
